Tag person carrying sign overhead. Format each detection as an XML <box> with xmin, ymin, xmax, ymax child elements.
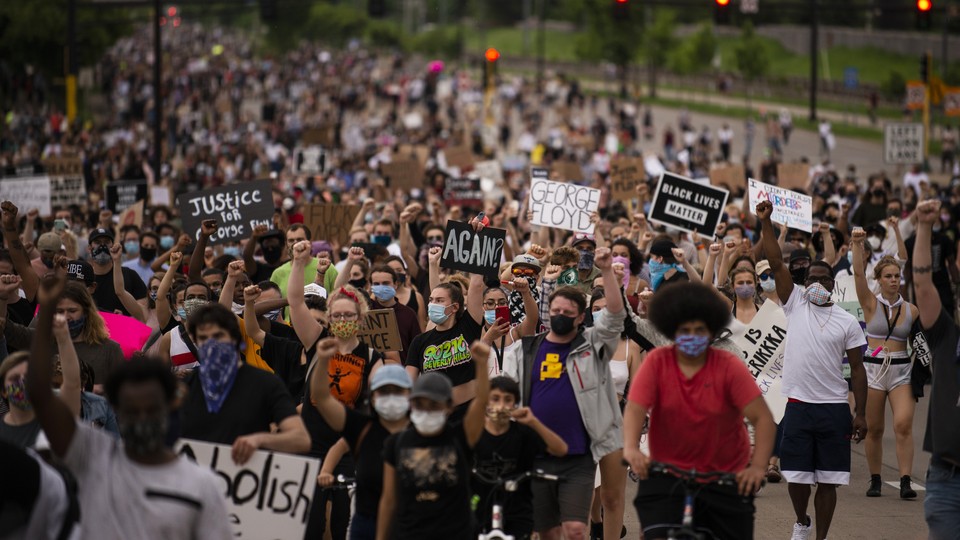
<box><xmin>405</xmin><ymin>216</ymin><xmax>487</xmax><ymax>423</ymax></box>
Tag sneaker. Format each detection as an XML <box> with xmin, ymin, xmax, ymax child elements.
<box><xmin>900</xmin><ymin>476</ymin><xmax>918</xmax><ymax>499</ymax></box>
<box><xmin>867</xmin><ymin>474</ymin><xmax>882</xmax><ymax>497</ymax></box>
<box><xmin>791</xmin><ymin>516</ymin><xmax>812</xmax><ymax>540</ymax></box>
<box><xmin>766</xmin><ymin>463</ymin><xmax>782</xmax><ymax>483</ymax></box>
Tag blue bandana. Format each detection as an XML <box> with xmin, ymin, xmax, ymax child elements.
<box><xmin>197</xmin><ymin>341</ymin><xmax>240</xmax><ymax>414</ymax></box>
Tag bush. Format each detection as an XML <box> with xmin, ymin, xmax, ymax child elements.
<box><xmin>306</xmin><ymin>3</ymin><xmax>368</xmax><ymax>48</ymax></box>
<box><xmin>366</xmin><ymin>19</ymin><xmax>407</xmax><ymax>50</ymax></box>
<box><xmin>410</xmin><ymin>26</ymin><xmax>461</xmax><ymax>58</ymax></box>
<box><xmin>881</xmin><ymin>71</ymin><xmax>906</xmax><ymax>101</ymax></box>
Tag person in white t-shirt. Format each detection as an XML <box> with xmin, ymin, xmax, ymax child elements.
<box><xmin>902</xmin><ymin>164</ymin><xmax>930</xmax><ymax>199</ymax></box>
<box><xmin>26</xmin><ymin>276</ymin><xmax>232</xmax><ymax>540</ymax></box>
<box><xmin>756</xmin><ymin>201</ymin><xmax>867</xmax><ymax>540</ymax></box>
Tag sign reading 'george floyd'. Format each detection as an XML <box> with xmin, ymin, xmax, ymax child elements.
<box><xmin>440</xmin><ymin>220</ymin><xmax>506</xmax><ymax>277</ymax></box>
<box><xmin>528</xmin><ymin>169</ymin><xmax>601</xmax><ymax>234</ymax></box>
<box><xmin>175</xmin><ymin>438</ymin><xmax>319</xmax><ymax>540</ymax></box>
<box><xmin>178</xmin><ymin>180</ymin><xmax>275</xmax><ymax>245</ymax></box>
<box><xmin>648</xmin><ymin>172</ymin><xmax>729</xmax><ymax>235</ymax></box>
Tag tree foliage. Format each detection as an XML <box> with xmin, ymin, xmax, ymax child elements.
<box><xmin>734</xmin><ymin>21</ymin><xmax>769</xmax><ymax>82</ymax></box>
<box><xmin>574</xmin><ymin>0</ymin><xmax>642</xmax><ymax>69</ymax></box>
<box><xmin>669</xmin><ymin>23</ymin><xmax>716</xmax><ymax>75</ymax></box>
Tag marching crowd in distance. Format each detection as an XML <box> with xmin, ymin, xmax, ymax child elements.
<box><xmin>1</xmin><ymin>20</ymin><xmax>959</xmax><ymax>540</ymax></box>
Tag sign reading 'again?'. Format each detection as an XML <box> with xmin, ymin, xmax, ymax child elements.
<box><xmin>649</xmin><ymin>172</ymin><xmax>729</xmax><ymax>235</ymax></box>
<box><xmin>178</xmin><ymin>180</ymin><xmax>275</xmax><ymax>245</ymax></box>
<box><xmin>528</xmin><ymin>170</ymin><xmax>601</xmax><ymax>233</ymax></box>
<box><xmin>440</xmin><ymin>220</ymin><xmax>506</xmax><ymax>277</ymax></box>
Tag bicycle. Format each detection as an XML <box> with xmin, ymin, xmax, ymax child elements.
<box><xmin>637</xmin><ymin>461</ymin><xmax>741</xmax><ymax>540</ymax></box>
<box><xmin>472</xmin><ymin>468</ymin><xmax>560</xmax><ymax>540</ymax></box>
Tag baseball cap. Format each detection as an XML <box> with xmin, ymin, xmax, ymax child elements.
<box><xmin>66</xmin><ymin>259</ymin><xmax>95</xmax><ymax>285</ymax></box>
<box><xmin>649</xmin><ymin>240</ymin><xmax>678</xmax><ymax>260</ymax></box>
<box><xmin>789</xmin><ymin>249</ymin><xmax>811</xmax><ymax>263</ymax></box>
<box><xmin>755</xmin><ymin>260</ymin><xmax>772</xmax><ymax>277</ymax></box>
<box><xmin>572</xmin><ymin>233</ymin><xmax>596</xmax><ymax>248</ymax></box>
<box><xmin>511</xmin><ymin>253</ymin><xmax>541</xmax><ymax>272</ymax></box>
<box><xmin>303</xmin><ymin>283</ymin><xmax>327</xmax><ymax>299</ymax></box>
<box><xmin>370</xmin><ymin>365</ymin><xmax>413</xmax><ymax>392</ymax></box>
<box><xmin>409</xmin><ymin>372</ymin><xmax>453</xmax><ymax>403</ymax></box>
<box><xmin>88</xmin><ymin>228</ymin><xmax>114</xmax><ymax>244</ymax></box>
<box><xmin>259</xmin><ymin>229</ymin><xmax>284</xmax><ymax>242</ymax></box>
<box><xmin>37</xmin><ymin>232</ymin><xmax>63</xmax><ymax>253</ymax></box>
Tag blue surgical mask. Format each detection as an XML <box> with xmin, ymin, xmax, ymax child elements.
<box><xmin>591</xmin><ymin>310</ymin><xmax>604</xmax><ymax>328</ymax></box>
<box><xmin>847</xmin><ymin>251</ymin><xmax>854</xmax><ymax>265</ymax></box>
<box><xmin>223</xmin><ymin>246</ymin><xmax>240</xmax><ymax>258</ymax></box>
<box><xmin>675</xmin><ymin>334</ymin><xmax>710</xmax><ymax>357</ymax></box>
<box><xmin>124</xmin><ymin>241</ymin><xmax>139</xmax><ymax>256</ymax></box>
<box><xmin>428</xmin><ymin>303</ymin><xmax>451</xmax><ymax>325</ymax></box>
<box><xmin>371</xmin><ymin>284</ymin><xmax>397</xmax><ymax>302</ymax></box>
<box><xmin>484</xmin><ymin>309</ymin><xmax>497</xmax><ymax>325</ymax></box>
<box><xmin>160</xmin><ymin>235</ymin><xmax>175</xmax><ymax>249</ymax></box>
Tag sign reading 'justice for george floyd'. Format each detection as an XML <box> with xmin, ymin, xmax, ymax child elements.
<box><xmin>648</xmin><ymin>172</ymin><xmax>729</xmax><ymax>235</ymax></box>
<box><xmin>178</xmin><ymin>180</ymin><xmax>275</xmax><ymax>245</ymax></box>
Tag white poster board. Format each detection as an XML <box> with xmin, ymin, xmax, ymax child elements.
<box><xmin>747</xmin><ymin>178</ymin><xmax>813</xmax><ymax>233</ymax></box>
<box><xmin>528</xmin><ymin>176</ymin><xmax>601</xmax><ymax>233</ymax></box>
<box><xmin>0</xmin><ymin>176</ymin><xmax>51</xmax><ymax>216</ymax></box>
<box><xmin>175</xmin><ymin>438</ymin><xmax>320</xmax><ymax>540</ymax></box>
<box><xmin>884</xmin><ymin>123</ymin><xmax>924</xmax><ymax>164</ymax></box>
<box><xmin>728</xmin><ymin>300</ymin><xmax>789</xmax><ymax>423</ymax></box>
<box><xmin>831</xmin><ymin>273</ymin><xmax>859</xmax><ymax>304</ymax></box>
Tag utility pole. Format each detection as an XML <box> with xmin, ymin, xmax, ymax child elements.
<box><xmin>66</xmin><ymin>0</ymin><xmax>78</xmax><ymax>123</ymax></box>
<box><xmin>537</xmin><ymin>0</ymin><xmax>545</xmax><ymax>91</ymax></box>
<box><xmin>153</xmin><ymin>0</ymin><xmax>163</xmax><ymax>182</ymax></box>
<box><xmin>809</xmin><ymin>0</ymin><xmax>818</xmax><ymax>122</ymax></box>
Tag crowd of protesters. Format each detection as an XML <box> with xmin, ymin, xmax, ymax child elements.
<box><xmin>1</xmin><ymin>21</ymin><xmax>959</xmax><ymax>540</ymax></box>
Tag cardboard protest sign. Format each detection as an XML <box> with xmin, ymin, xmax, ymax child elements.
<box><xmin>776</xmin><ymin>163</ymin><xmax>810</xmax><ymax>191</ymax></box>
<box><xmin>648</xmin><ymin>172</ymin><xmax>729</xmax><ymax>235</ymax></box>
<box><xmin>239</xmin><ymin>98</ymin><xmax>263</xmax><ymax>122</ymax></box>
<box><xmin>831</xmin><ymin>273</ymin><xmax>859</xmax><ymax>304</ymax></box>
<box><xmin>176</xmin><ymin>439</ymin><xmax>319</xmax><ymax>540</ymax></box>
<box><xmin>302</xmin><ymin>125</ymin><xmax>335</xmax><ymax>147</ymax></box>
<box><xmin>116</xmin><ymin>200</ymin><xmax>144</xmax><ymax>232</ymax></box>
<box><xmin>0</xmin><ymin>176</ymin><xmax>51</xmax><ymax>216</ymax></box>
<box><xmin>551</xmin><ymin>160</ymin><xmax>584</xmax><ymax>182</ymax></box>
<box><xmin>708</xmin><ymin>165</ymin><xmax>746</xmax><ymax>190</ymax></box>
<box><xmin>42</xmin><ymin>156</ymin><xmax>83</xmax><ymax>176</ymax></box>
<box><xmin>528</xmin><ymin>173</ymin><xmax>601</xmax><ymax>234</ymax></box>
<box><xmin>49</xmin><ymin>176</ymin><xmax>87</xmax><ymax>209</ymax></box>
<box><xmin>609</xmin><ymin>157</ymin><xmax>643</xmax><ymax>202</ymax></box>
<box><xmin>178</xmin><ymin>180</ymin><xmax>274</xmax><ymax>245</ymax></box>
<box><xmin>106</xmin><ymin>180</ymin><xmax>148</xmax><ymax>214</ymax></box>
<box><xmin>302</xmin><ymin>204</ymin><xmax>361</xmax><ymax>246</ymax></box>
<box><xmin>150</xmin><ymin>185</ymin><xmax>173</xmax><ymax>207</ymax></box>
<box><xmin>440</xmin><ymin>220</ymin><xmax>506</xmax><ymax>277</ymax></box>
<box><xmin>443</xmin><ymin>146</ymin><xmax>475</xmax><ymax>172</ymax></box>
<box><xmin>473</xmin><ymin>160</ymin><xmax>504</xmax><ymax>183</ymax></box>
<box><xmin>748</xmin><ymin>178</ymin><xmax>813</xmax><ymax>233</ymax></box>
<box><xmin>358</xmin><ymin>309</ymin><xmax>403</xmax><ymax>352</ymax></box>
<box><xmin>442</xmin><ymin>177</ymin><xmax>483</xmax><ymax>206</ymax></box>
<box><xmin>380</xmin><ymin>159</ymin><xmax>424</xmax><ymax>190</ymax></box>
<box><xmin>293</xmin><ymin>146</ymin><xmax>326</xmax><ymax>175</ymax></box>
<box><xmin>728</xmin><ymin>300</ymin><xmax>789</xmax><ymax>423</ymax></box>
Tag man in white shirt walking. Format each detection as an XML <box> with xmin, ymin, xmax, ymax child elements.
<box><xmin>757</xmin><ymin>201</ymin><xmax>868</xmax><ymax>540</ymax></box>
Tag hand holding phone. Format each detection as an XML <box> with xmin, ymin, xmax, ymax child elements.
<box><xmin>495</xmin><ymin>305</ymin><xmax>511</xmax><ymax>326</ymax></box>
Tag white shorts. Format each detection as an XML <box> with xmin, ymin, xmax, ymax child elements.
<box><xmin>864</xmin><ymin>352</ymin><xmax>912</xmax><ymax>392</ymax></box>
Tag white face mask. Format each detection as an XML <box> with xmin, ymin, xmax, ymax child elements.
<box><xmin>759</xmin><ymin>278</ymin><xmax>777</xmax><ymax>292</ymax></box>
<box><xmin>373</xmin><ymin>394</ymin><xmax>409</xmax><ymax>421</ymax></box>
<box><xmin>410</xmin><ymin>409</ymin><xmax>447</xmax><ymax>435</ymax></box>
<box><xmin>867</xmin><ymin>237</ymin><xmax>881</xmax><ymax>251</ymax></box>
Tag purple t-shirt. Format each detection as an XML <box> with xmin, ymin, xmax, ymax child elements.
<box><xmin>529</xmin><ymin>339</ymin><xmax>590</xmax><ymax>456</ymax></box>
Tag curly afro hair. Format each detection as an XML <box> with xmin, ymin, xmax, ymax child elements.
<box><xmin>647</xmin><ymin>281</ymin><xmax>731</xmax><ymax>339</ymax></box>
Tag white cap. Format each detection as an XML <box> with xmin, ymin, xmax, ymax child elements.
<box><xmin>304</xmin><ymin>283</ymin><xmax>327</xmax><ymax>299</ymax></box>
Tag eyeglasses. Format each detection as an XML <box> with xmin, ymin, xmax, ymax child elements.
<box><xmin>329</xmin><ymin>312</ymin><xmax>359</xmax><ymax>321</ymax></box>
<box><xmin>482</xmin><ymin>300</ymin><xmax>508</xmax><ymax>308</ymax></box>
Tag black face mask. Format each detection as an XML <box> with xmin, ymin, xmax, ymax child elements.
<box><xmin>348</xmin><ymin>278</ymin><xmax>368</xmax><ymax>290</ymax></box>
<box><xmin>550</xmin><ymin>314</ymin><xmax>577</xmax><ymax>336</ymax></box>
<box><xmin>140</xmin><ymin>247</ymin><xmax>157</xmax><ymax>261</ymax></box>
<box><xmin>790</xmin><ymin>266</ymin><xmax>808</xmax><ymax>285</ymax></box>
<box><xmin>871</xmin><ymin>189</ymin><xmax>885</xmax><ymax>198</ymax></box>
<box><xmin>262</xmin><ymin>245</ymin><xmax>283</xmax><ymax>264</ymax></box>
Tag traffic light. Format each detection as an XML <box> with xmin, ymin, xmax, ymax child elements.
<box><xmin>714</xmin><ymin>0</ymin><xmax>731</xmax><ymax>25</ymax></box>
<box><xmin>259</xmin><ymin>0</ymin><xmax>277</xmax><ymax>22</ymax></box>
<box><xmin>613</xmin><ymin>0</ymin><xmax>630</xmax><ymax>19</ymax></box>
<box><xmin>483</xmin><ymin>48</ymin><xmax>499</xmax><ymax>89</ymax></box>
<box><xmin>920</xmin><ymin>52</ymin><xmax>931</xmax><ymax>83</ymax></box>
<box><xmin>917</xmin><ymin>0</ymin><xmax>932</xmax><ymax>30</ymax></box>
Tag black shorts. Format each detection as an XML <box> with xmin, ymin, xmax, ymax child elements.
<box><xmin>633</xmin><ymin>473</ymin><xmax>754</xmax><ymax>540</ymax></box>
<box><xmin>779</xmin><ymin>401</ymin><xmax>852</xmax><ymax>485</ymax></box>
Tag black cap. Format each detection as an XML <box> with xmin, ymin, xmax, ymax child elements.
<box><xmin>649</xmin><ymin>240</ymin><xmax>678</xmax><ymax>261</ymax></box>
<box><xmin>789</xmin><ymin>249</ymin><xmax>811</xmax><ymax>263</ymax></box>
<box><xmin>88</xmin><ymin>228</ymin><xmax>114</xmax><ymax>244</ymax></box>
<box><xmin>66</xmin><ymin>259</ymin><xmax>95</xmax><ymax>285</ymax></box>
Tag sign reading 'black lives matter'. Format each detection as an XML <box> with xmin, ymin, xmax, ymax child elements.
<box><xmin>648</xmin><ymin>172</ymin><xmax>729</xmax><ymax>235</ymax></box>
<box><xmin>178</xmin><ymin>180</ymin><xmax>275</xmax><ymax>245</ymax></box>
<box><xmin>440</xmin><ymin>220</ymin><xmax>506</xmax><ymax>277</ymax></box>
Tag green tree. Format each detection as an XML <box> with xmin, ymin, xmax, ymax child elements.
<box><xmin>734</xmin><ymin>20</ymin><xmax>769</xmax><ymax>106</ymax></box>
<box><xmin>669</xmin><ymin>23</ymin><xmax>716</xmax><ymax>75</ymax></box>
<box><xmin>642</xmin><ymin>10</ymin><xmax>677</xmax><ymax>98</ymax></box>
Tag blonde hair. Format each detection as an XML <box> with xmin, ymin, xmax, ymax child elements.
<box><xmin>327</xmin><ymin>284</ymin><xmax>369</xmax><ymax>320</ymax></box>
<box><xmin>873</xmin><ymin>255</ymin><xmax>902</xmax><ymax>280</ymax></box>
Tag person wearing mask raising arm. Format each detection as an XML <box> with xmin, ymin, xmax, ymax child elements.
<box><xmin>25</xmin><ymin>275</ymin><xmax>232</xmax><ymax>539</ymax></box>
<box><xmin>756</xmin><ymin>200</ymin><xmax>867</xmax><ymax>540</ymax></box>
<box><xmin>910</xmin><ymin>198</ymin><xmax>960</xmax><ymax>538</ymax></box>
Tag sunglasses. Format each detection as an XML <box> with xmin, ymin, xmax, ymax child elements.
<box><xmin>758</xmin><ymin>273</ymin><xmax>773</xmax><ymax>280</ymax></box>
<box><xmin>512</xmin><ymin>267</ymin><xmax>538</xmax><ymax>277</ymax></box>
